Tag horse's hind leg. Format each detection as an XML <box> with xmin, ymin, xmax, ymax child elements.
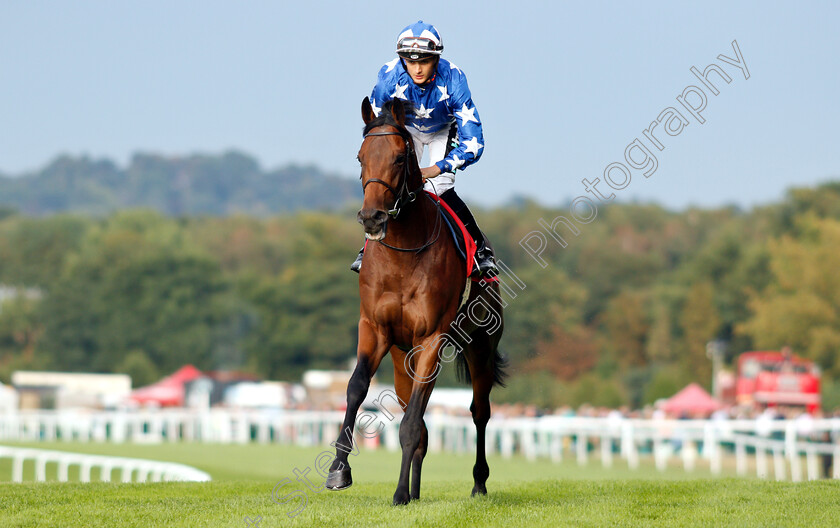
<box><xmin>469</xmin><ymin>368</ymin><xmax>493</xmax><ymax>496</ymax></box>
<box><xmin>466</xmin><ymin>329</ymin><xmax>503</xmax><ymax>497</ymax></box>
<box><xmin>326</xmin><ymin>319</ymin><xmax>390</xmax><ymax>491</ymax></box>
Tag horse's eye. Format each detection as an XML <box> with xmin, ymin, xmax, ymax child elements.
<box><xmin>395</xmin><ymin>155</ymin><xmax>406</xmax><ymax>165</ymax></box>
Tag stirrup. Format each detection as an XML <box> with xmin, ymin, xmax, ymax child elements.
<box><xmin>350</xmin><ymin>249</ymin><xmax>364</xmax><ymax>273</ymax></box>
<box><xmin>477</xmin><ymin>256</ymin><xmax>497</xmax><ymax>277</ymax></box>
<box><xmin>473</xmin><ymin>245</ymin><xmax>497</xmax><ymax>278</ymax></box>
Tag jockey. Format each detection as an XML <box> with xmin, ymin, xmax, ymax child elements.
<box><xmin>351</xmin><ymin>20</ymin><xmax>497</xmax><ymax>277</ymax></box>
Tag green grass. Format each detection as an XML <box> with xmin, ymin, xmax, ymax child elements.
<box><xmin>1</xmin><ymin>442</ymin><xmax>839</xmax><ymax>527</ymax></box>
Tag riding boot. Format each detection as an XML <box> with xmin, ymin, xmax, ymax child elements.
<box><xmin>474</xmin><ymin>237</ymin><xmax>498</xmax><ymax>278</ymax></box>
<box><xmin>350</xmin><ymin>247</ymin><xmax>364</xmax><ymax>273</ymax></box>
<box><xmin>439</xmin><ymin>189</ymin><xmax>498</xmax><ymax>277</ymax></box>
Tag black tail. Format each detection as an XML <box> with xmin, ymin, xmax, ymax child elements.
<box><xmin>455</xmin><ymin>347</ymin><xmax>508</xmax><ymax>388</ymax></box>
<box><xmin>491</xmin><ymin>347</ymin><xmax>508</xmax><ymax>387</ymax></box>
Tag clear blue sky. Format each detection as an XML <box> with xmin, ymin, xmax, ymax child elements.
<box><xmin>1</xmin><ymin>1</ymin><xmax>838</xmax><ymax>209</ymax></box>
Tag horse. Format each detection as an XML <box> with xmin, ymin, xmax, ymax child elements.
<box><xmin>325</xmin><ymin>97</ymin><xmax>507</xmax><ymax>505</ymax></box>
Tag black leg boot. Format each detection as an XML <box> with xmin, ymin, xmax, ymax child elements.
<box><xmin>473</xmin><ymin>233</ymin><xmax>498</xmax><ymax>278</ymax></box>
<box><xmin>350</xmin><ymin>247</ymin><xmax>364</xmax><ymax>273</ymax></box>
<box><xmin>440</xmin><ymin>189</ymin><xmax>497</xmax><ymax>277</ymax></box>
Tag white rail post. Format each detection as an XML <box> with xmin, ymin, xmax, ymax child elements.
<box><xmin>806</xmin><ymin>446</ymin><xmax>819</xmax><ymax>481</ymax></box>
<box><xmin>708</xmin><ymin>426</ymin><xmax>722</xmax><ymax>476</ymax></box>
<box><xmin>257</xmin><ymin>416</ymin><xmax>270</xmax><ymax>444</ymax></box>
<box><xmin>58</xmin><ymin>457</ymin><xmax>70</xmax><ymax>482</ymax></box>
<box><xmin>12</xmin><ymin>454</ymin><xmax>24</xmax><ymax>482</ymax></box>
<box><xmin>601</xmin><ymin>433</ymin><xmax>612</xmax><ymax>468</ymax></box>
<box><xmin>501</xmin><ymin>427</ymin><xmax>514</xmax><ymax>459</ymax></box>
<box><xmin>137</xmin><ymin>464</ymin><xmax>151</xmax><ymax>482</ymax></box>
<box><xmin>523</xmin><ymin>426</ymin><xmax>536</xmax><ymax>461</ymax></box>
<box><xmin>622</xmin><ymin>422</ymin><xmax>638</xmax><ymax>470</ymax></box>
<box><xmin>785</xmin><ymin>421</ymin><xmax>802</xmax><ymax>482</ymax></box>
<box><xmin>682</xmin><ymin>440</ymin><xmax>696</xmax><ymax>472</ymax></box>
<box><xmin>576</xmin><ymin>432</ymin><xmax>588</xmax><ymax>466</ymax></box>
<box><xmin>772</xmin><ymin>447</ymin><xmax>786</xmax><ymax>481</ymax></box>
<box><xmin>80</xmin><ymin>459</ymin><xmax>92</xmax><ymax>483</ymax></box>
<box><xmin>756</xmin><ymin>442</ymin><xmax>768</xmax><ymax>479</ymax></box>
<box><xmin>735</xmin><ymin>438</ymin><xmax>747</xmax><ymax>476</ymax></box>
<box><xmin>166</xmin><ymin>415</ymin><xmax>179</xmax><ymax>443</ymax></box>
<box><xmin>550</xmin><ymin>431</ymin><xmax>563</xmax><ymax>463</ymax></box>
<box><xmin>35</xmin><ymin>455</ymin><xmax>48</xmax><ymax>481</ymax></box>
<box><xmin>834</xmin><ymin>447</ymin><xmax>840</xmax><ymax>479</ymax></box>
<box><xmin>654</xmin><ymin>437</ymin><xmax>668</xmax><ymax>472</ymax></box>
<box><xmin>45</xmin><ymin>416</ymin><xmax>57</xmax><ymax>441</ymax></box>
<box><xmin>100</xmin><ymin>462</ymin><xmax>113</xmax><ymax>482</ymax></box>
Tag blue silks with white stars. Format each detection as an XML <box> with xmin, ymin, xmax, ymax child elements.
<box><xmin>370</xmin><ymin>57</ymin><xmax>484</xmax><ymax>174</ymax></box>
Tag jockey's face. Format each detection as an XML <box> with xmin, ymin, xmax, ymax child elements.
<box><xmin>404</xmin><ymin>57</ymin><xmax>436</xmax><ymax>85</ymax></box>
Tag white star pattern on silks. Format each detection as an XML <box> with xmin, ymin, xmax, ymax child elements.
<box><xmin>450</xmin><ymin>62</ymin><xmax>462</xmax><ymax>76</ymax></box>
<box><xmin>412</xmin><ymin>123</ymin><xmax>434</xmax><ymax>132</ymax></box>
<box><xmin>455</xmin><ymin>103</ymin><xmax>478</xmax><ymax>125</ymax></box>
<box><xmin>392</xmin><ymin>83</ymin><xmax>408</xmax><ymax>100</ymax></box>
<box><xmin>370</xmin><ymin>98</ymin><xmax>381</xmax><ymax>116</ymax></box>
<box><xmin>384</xmin><ymin>58</ymin><xmax>399</xmax><ymax>73</ymax></box>
<box><xmin>437</xmin><ymin>85</ymin><xmax>450</xmax><ymax>102</ymax></box>
<box><xmin>415</xmin><ymin>104</ymin><xmax>433</xmax><ymax>119</ymax></box>
<box><xmin>463</xmin><ymin>137</ymin><xmax>483</xmax><ymax>156</ymax></box>
<box><xmin>448</xmin><ymin>155</ymin><xmax>465</xmax><ymax>169</ymax></box>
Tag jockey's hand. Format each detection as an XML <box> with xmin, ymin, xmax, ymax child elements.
<box><xmin>420</xmin><ymin>165</ymin><xmax>441</xmax><ymax>181</ymax></box>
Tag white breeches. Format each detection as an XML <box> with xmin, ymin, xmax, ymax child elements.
<box><xmin>409</xmin><ymin>126</ymin><xmax>455</xmax><ymax>195</ymax></box>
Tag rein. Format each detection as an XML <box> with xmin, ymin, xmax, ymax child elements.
<box><xmin>362</xmin><ymin>129</ymin><xmax>443</xmax><ymax>253</ymax></box>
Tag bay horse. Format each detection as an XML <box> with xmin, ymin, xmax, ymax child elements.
<box><xmin>325</xmin><ymin>97</ymin><xmax>506</xmax><ymax>505</ymax></box>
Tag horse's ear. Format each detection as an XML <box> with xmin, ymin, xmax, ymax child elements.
<box><xmin>390</xmin><ymin>99</ymin><xmax>406</xmax><ymax>127</ymax></box>
<box><xmin>362</xmin><ymin>97</ymin><xmax>375</xmax><ymax>125</ymax></box>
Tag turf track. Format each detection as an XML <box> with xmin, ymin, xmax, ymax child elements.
<box><xmin>1</xmin><ymin>442</ymin><xmax>838</xmax><ymax>527</ymax></box>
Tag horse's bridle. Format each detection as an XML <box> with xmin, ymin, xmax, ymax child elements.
<box><xmin>361</xmin><ymin>130</ymin><xmax>422</xmax><ymax>219</ymax></box>
<box><xmin>361</xmin><ymin>129</ymin><xmax>442</xmax><ymax>253</ymax></box>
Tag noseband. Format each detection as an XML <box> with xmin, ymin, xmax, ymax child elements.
<box><xmin>362</xmin><ymin>130</ymin><xmax>422</xmax><ymax>219</ymax></box>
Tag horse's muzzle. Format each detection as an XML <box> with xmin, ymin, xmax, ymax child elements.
<box><xmin>358</xmin><ymin>208</ymin><xmax>388</xmax><ymax>240</ymax></box>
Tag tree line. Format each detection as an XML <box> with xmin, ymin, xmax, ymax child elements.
<box><xmin>2</xmin><ymin>181</ymin><xmax>840</xmax><ymax>409</ymax></box>
<box><xmin>0</xmin><ymin>152</ymin><xmax>360</xmax><ymax>216</ymax></box>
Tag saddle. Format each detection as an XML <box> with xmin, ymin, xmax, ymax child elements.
<box><xmin>426</xmin><ymin>191</ymin><xmax>497</xmax><ymax>283</ymax></box>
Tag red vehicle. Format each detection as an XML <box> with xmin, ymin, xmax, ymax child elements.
<box><xmin>735</xmin><ymin>350</ymin><xmax>821</xmax><ymax>412</ymax></box>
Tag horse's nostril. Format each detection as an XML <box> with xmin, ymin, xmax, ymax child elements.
<box><xmin>358</xmin><ymin>209</ymin><xmax>388</xmax><ymax>231</ymax></box>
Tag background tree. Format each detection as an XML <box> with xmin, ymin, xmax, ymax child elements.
<box><xmin>739</xmin><ymin>216</ymin><xmax>840</xmax><ymax>375</ymax></box>
<box><xmin>680</xmin><ymin>281</ymin><xmax>721</xmax><ymax>387</ymax></box>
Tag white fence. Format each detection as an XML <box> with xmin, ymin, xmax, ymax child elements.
<box><xmin>0</xmin><ymin>445</ymin><xmax>211</xmax><ymax>483</ymax></box>
<box><xmin>1</xmin><ymin>409</ymin><xmax>838</xmax><ymax>481</ymax></box>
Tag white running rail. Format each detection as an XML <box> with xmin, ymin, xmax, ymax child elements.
<box><xmin>0</xmin><ymin>445</ymin><xmax>211</xmax><ymax>483</ymax></box>
<box><xmin>1</xmin><ymin>409</ymin><xmax>838</xmax><ymax>481</ymax></box>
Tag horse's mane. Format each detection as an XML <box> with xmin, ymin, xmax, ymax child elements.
<box><xmin>363</xmin><ymin>99</ymin><xmax>415</xmax><ymax>139</ymax></box>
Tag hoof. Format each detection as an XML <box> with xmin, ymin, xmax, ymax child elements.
<box><xmin>471</xmin><ymin>485</ymin><xmax>487</xmax><ymax>497</ymax></box>
<box><xmin>325</xmin><ymin>468</ymin><xmax>352</xmax><ymax>491</ymax></box>
<box><xmin>392</xmin><ymin>487</ymin><xmax>411</xmax><ymax>506</ymax></box>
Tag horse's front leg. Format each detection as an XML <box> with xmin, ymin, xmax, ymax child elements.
<box><xmin>391</xmin><ymin>346</ymin><xmax>428</xmax><ymax>501</ymax></box>
<box><xmin>326</xmin><ymin>319</ymin><xmax>390</xmax><ymax>490</ymax></box>
<box><xmin>393</xmin><ymin>335</ymin><xmax>441</xmax><ymax>505</ymax></box>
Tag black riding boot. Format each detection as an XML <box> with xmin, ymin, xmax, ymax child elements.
<box><xmin>350</xmin><ymin>247</ymin><xmax>364</xmax><ymax>273</ymax></box>
<box><xmin>440</xmin><ymin>189</ymin><xmax>497</xmax><ymax>277</ymax></box>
